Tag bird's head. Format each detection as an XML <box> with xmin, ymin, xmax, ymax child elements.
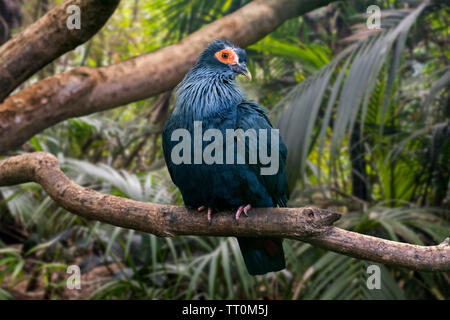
<box><xmin>194</xmin><ymin>38</ymin><xmax>252</xmax><ymax>81</ymax></box>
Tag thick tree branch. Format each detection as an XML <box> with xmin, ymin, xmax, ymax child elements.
<box><xmin>0</xmin><ymin>0</ymin><xmax>120</xmax><ymax>101</ymax></box>
<box><xmin>0</xmin><ymin>0</ymin><xmax>336</xmax><ymax>154</ymax></box>
<box><xmin>0</xmin><ymin>152</ymin><xmax>448</xmax><ymax>272</ymax></box>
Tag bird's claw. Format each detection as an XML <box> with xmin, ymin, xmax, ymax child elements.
<box><xmin>199</xmin><ymin>205</ymin><xmax>251</xmax><ymax>223</ymax></box>
<box><xmin>198</xmin><ymin>206</ymin><xmax>213</xmax><ymax>225</ymax></box>
<box><xmin>207</xmin><ymin>208</ymin><xmax>212</xmax><ymax>225</ymax></box>
<box><xmin>235</xmin><ymin>204</ymin><xmax>251</xmax><ymax>220</ymax></box>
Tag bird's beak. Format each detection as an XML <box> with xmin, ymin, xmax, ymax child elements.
<box><xmin>244</xmin><ymin>68</ymin><xmax>252</xmax><ymax>81</ymax></box>
<box><xmin>232</xmin><ymin>63</ymin><xmax>252</xmax><ymax>81</ymax></box>
<box><xmin>241</xmin><ymin>64</ymin><xmax>252</xmax><ymax>81</ymax></box>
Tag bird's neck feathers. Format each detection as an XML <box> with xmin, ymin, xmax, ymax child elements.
<box><xmin>174</xmin><ymin>67</ymin><xmax>244</xmax><ymax>121</ymax></box>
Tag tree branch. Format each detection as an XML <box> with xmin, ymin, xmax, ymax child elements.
<box><xmin>0</xmin><ymin>152</ymin><xmax>448</xmax><ymax>272</ymax></box>
<box><xmin>0</xmin><ymin>0</ymin><xmax>120</xmax><ymax>101</ymax></box>
<box><xmin>0</xmin><ymin>0</ymin><xmax>336</xmax><ymax>154</ymax></box>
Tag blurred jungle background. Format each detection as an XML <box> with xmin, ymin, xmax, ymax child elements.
<box><xmin>0</xmin><ymin>0</ymin><xmax>449</xmax><ymax>300</ymax></box>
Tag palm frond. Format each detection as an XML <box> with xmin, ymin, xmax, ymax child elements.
<box><xmin>275</xmin><ymin>3</ymin><xmax>429</xmax><ymax>189</ymax></box>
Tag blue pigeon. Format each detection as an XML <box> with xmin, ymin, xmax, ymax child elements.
<box><xmin>162</xmin><ymin>39</ymin><xmax>289</xmax><ymax>275</ymax></box>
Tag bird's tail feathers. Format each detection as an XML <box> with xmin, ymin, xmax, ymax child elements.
<box><xmin>237</xmin><ymin>237</ymin><xmax>285</xmax><ymax>275</ymax></box>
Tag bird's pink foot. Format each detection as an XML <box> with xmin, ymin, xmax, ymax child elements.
<box><xmin>198</xmin><ymin>206</ymin><xmax>213</xmax><ymax>225</ymax></box>
<box><xmin>235</xmin><ymin>204</ymin><xmax>251</xmax><ymax>220</ymax></box>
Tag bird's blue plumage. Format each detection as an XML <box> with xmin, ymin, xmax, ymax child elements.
<box><xmin>162</xmin><ymin>39</ymin><xmax>289</xmax><ymax>275</ymax></box>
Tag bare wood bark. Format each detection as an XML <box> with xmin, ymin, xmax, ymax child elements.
<box><xmin>0</xmin><ymin>0</ymin><xmax>336</xmax><ymax>154</ymax></box>
<box><xmin>0</xmin><ymin>0</ymin><xmax>120</xmax><ymax>101</ymax></box>
<box><xmin>0</xmin><ymin>152</ymin><xmax>448</xmax><ymax>272</ymax></box>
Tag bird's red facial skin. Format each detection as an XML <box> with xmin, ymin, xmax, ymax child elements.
<box><xmin>215</xmin><ymin>48</ymin><xmax>238</xmax><ymax>65</ymax></box>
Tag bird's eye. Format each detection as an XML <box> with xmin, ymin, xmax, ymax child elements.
<box><xmin>215</xmin><ymin>48</ymin><xmax>238</xmax><ymax>65</ymax></box>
